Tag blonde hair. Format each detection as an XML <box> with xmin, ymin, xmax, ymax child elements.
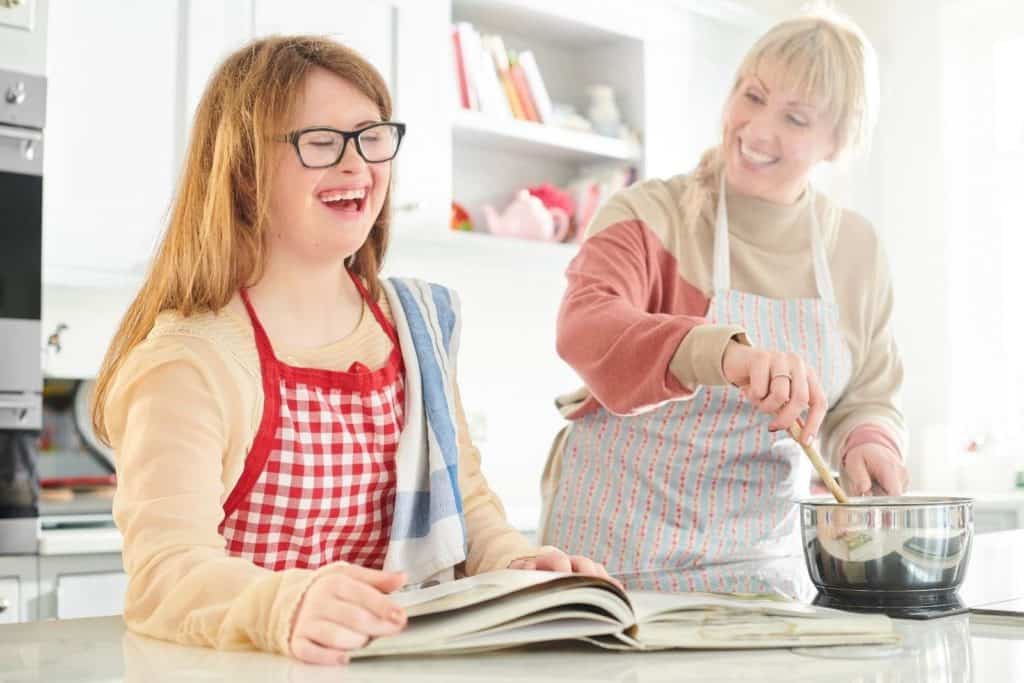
<box><xmin>681</xmin><ymin>10</ymin><xmax>879</xmax><ymax>232</ymax></box>
<box><xmin>92</xmin><ymin>35</ymin><xmax>394</xmax><ymax>444</ymax></box>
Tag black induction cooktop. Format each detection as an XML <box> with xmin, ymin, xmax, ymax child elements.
<box><xmin>812</xmin><ymin>589</ymin><xmax>968</xmax><ymax>620</ymax></box>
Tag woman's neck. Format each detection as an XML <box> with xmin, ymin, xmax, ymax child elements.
<box><xmin>247</xmin><ymin>254</ymin><xmax>365</xmax><ymax>352</ymax></box>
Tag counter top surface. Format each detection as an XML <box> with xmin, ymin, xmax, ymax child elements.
<box><xmin>2</xmin><ymin>531</ymin><xmax>1023</xmax><ymax>682</ymax></box>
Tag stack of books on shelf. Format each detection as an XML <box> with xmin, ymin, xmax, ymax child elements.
<box><xmin>451</xmin><ymin>22</ymin><xmax>553</xmax><ymax>125</ymax></box>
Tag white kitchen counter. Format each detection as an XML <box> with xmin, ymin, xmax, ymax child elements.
<box><xmin>3</xmin><ymin>531</ymin><xmax>1024</xmax><ymax>682</ymax></box>
<box><xmin>1</xmin><ymin>612</ymin><xmax>1019</xmax><ymax>682</ymax></box>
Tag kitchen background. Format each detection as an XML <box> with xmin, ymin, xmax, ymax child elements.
<box><xmin>0</xmin><ymin>0</ymin><xmax>1021</xmax><ymax>623</ymax></box>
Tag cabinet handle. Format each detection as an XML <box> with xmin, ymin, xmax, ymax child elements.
<box><xmin>0</xmin><ymin>598</ymin><xmax>9</xmax><ymax>614</ymax></box>
<box><xmin>47</xmin><ymin>323</ymin><xmax>68</xmax><ymax>354</ymax></box>
<box><xmin>0</xmin><ymin>123</ymin><xmax>41</xmax><ymax>142</ymax></box>
<box><xmin>394</xmin><ymin>201</ymin><xmax>421</xmax><ymax>214</ymax></box>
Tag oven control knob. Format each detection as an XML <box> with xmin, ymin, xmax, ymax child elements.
<box><xmin>5</xmin><ymin>81</ymin><xmax>26</xmax><ymax>105</ymax></box>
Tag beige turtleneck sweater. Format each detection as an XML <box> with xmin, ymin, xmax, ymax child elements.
<box><xmin>553</xmin><ymin>173</ymin><xmax>905</xmax><ymax>466</ymax></box>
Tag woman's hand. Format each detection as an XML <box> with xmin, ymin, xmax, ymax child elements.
<box><xmin>508</xmin><ymin>548</ymin><xmax>623</xmax><ymax>589</ymax></box>
<box><xmin>289</xmin><ymin>564</ymin><xmax>408</xmax><ymax>666</ymax></box>
<box><xmin>841</xmin><ymin>443</ymin><xmax>909</xmax><ymax>496</ymax></box>
<box><xmin>722</xmin><ymin>341</ymin><xmax>827</xmax><ymax>443</ymax></box>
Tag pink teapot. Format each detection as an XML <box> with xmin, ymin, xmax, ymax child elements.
<box><xmin>483</xmin><ymin>190</ymin><xmax>571</xmax><ymax>242</ymax></box>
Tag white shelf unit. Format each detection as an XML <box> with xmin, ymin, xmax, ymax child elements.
<box><xmin>452</xmin><ymin>109</ymin><xmax>642</xmax><ymax>163</ymax></box>
<box><xmin>449</xmin><ymin>0</ymin><xmax>645</xmax><ymax>243</ymax></box>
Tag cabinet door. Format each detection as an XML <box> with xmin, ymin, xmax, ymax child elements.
<box><xmin>56</xmin><ymin>572</ymin><xmax>128</xmax><ymax>620</ymax></box>
<box><xmin>43</xmin><ymin>0</ymin><xmax>180</xmax><ymax>286</ymax></box>
<box><xmin>37</xmin><ymin>554</ymin><xmax>126</xmax><ymax>621</ymax></box>
<box><xmin>0</xmin><ymin>577</ymin><xmax>20</xmax><ymax>624</ymax></box>
<box><xmin>0</xmin><ymin>555</ymin><xmax>37</xmax><ymax>623</ymax></box>
<box><xmin>248</xmin><ymin>0</ymin><xmax>449</xmax><ymax>233</ymax></box>
<box><xmin>40</xmin><ymin>284</ymin><xmax>137</xmax><ymax>379</ymax></box>
<box><xmin>250</xmin><ymin>0</ymin><xmax>393</xmax><ymax>76</ymax></box>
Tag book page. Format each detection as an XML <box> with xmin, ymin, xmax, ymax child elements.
<box><xmin>393</xmin><ymin>570</ymin><xmax>575</xmax><ymax>617</ymax></box>
<box><xmin>357</xmin><ymin>585</ymin><xmax>633</xmax><ymax>658</ymax></box>
<box><xmin>971</xmin><ymin>596</ymin><xmax>1024</xmax><ymax>622</ymax></box>
<box><xmin>627</xmin><ymin>590</ymin><xmax>819</xmax><ymax>624</ymax></box>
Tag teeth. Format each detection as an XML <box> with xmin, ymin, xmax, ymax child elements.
<box><xmin>319</xmin><ymin>188</ymin><xmax>367</xmax><ymax>202</ymax></box>
<box><xmin>740</xmin><ymin>142</ymin><xmax>778</xmax><ymax>165</ymax></box>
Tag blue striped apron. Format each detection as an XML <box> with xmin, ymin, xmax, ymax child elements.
<box><xmin>542</xmin><ymin>182</ymin><xmax>853</xmax><ymax>573</ymax></box>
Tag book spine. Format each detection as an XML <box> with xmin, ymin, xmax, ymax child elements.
<box><xmin>476</xmin><ymin>35</ymin><xmax>513</xmax><ymax>118</ymax></box>
<box><xmin>485</xmin><ymin>35</ymin><xmax>527</xmax><ymax>121</ymax></box>
<box><xmin>518</xmin><ymin>50</ymin><xmax>553</xmax><ymax>124</ymax></box>
<box><xmin>450</xmin><ymin>26</ymin><xmax>471</xmax><ymax>110</ymax></box>
<box><xmin>509</xmin><ymin>58</ymin><xmax>540</xmax><ymax>122</ymax></box>
<box><xmin>454</xmin><ymin>22</ymin><xmax>481</xmax><ymax>111</ymax></box>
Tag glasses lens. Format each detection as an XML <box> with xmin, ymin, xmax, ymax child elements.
<box><xmin>357</xmin><ymin>124</ymin><xmax>401</xmax><ymax>162</ymax></box>
<box><xmin>297</xmin><ymin>129</ymin><xmax>344</xmax><ymax>168</ymax></box>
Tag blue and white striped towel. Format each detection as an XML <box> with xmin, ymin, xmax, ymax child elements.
<box><xmin>381</xmin><ymin>277</ymin><xmax>467</xmax><ymax>583</ymax></box>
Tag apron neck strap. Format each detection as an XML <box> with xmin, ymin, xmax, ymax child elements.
<box><xmin>711</xmin><ymin>172</ymin><xmax>836</xmax><ymax>305</ymax></box>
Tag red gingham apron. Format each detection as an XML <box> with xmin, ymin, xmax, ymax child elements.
<box><xmin>218</xmin><ymin>272</ymin><xmax>405</xmax><ymax>571</ymax></box>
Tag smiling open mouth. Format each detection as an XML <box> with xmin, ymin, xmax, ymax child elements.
<box><xmin>739</xmin><ymin>141</ymin><xmax>779</xmax><ymax>166</ymax></box>
<box><xmin>319</xmin><ymin>188</ymin><xmax>367</xmax><ymax>213</ymax></box>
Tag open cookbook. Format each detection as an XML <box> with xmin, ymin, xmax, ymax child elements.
<box><xmin>353</xmin><ymin>570</ymin><xmax>899</xmax><ymax>658</ymax></box>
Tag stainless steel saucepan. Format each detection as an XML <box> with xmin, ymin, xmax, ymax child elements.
<box><xmin>799</xmin><ymin>496</ymin><xmax>974</xmax><ymax>602</ymax></box>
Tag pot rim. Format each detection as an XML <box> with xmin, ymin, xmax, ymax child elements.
<box><xmin>798</xmin><ymin>495</ymin><xmax>974</xmax><ymax>508</ymax></box>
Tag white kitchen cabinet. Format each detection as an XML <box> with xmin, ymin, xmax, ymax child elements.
<box><xmin>42</xmin><ymin>0</ymin><xmax>180</xmax><ymax>288</ymax></box>
<box><xmin>0</xmin><ymin>578</ymin><xmax>19</xmax><ymax>625</ymax></box>
<box><xmin>0</xmin><ymin>0</ymin><xmax>48</xmax><ymax>77</ymax></box>
<box><xmin>41</xmin><ymin>283</ymin><xmax>137</xmax><ymax>379</ymax></box>
<box><xmin>184</xmin><ymin>0</ymin><xmax>449</xmax><ymax>234</ymax></box>
<box><xmin>37</xmin><ymin>554</ymin><xmax>125</xmax><ymax>621</ymax></box>
<box><xmin>0</xmin><ymin>556</ymin><xmax>37</xmax><ymax>623</ymax></box>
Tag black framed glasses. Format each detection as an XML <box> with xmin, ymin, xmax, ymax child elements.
<box><xmin>278</xmin><ymin>122</ymin><xmax>406</xmax><ymax>168</ymax></box>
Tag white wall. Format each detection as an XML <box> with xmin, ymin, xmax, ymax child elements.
<box><xmin>831</xmin><ymin>1</ymin><xmax>952</xmax><ymax>488</ymax></box>
<box><xmin>0</xmin><ymin>0</ymin><xmax>48</xmax><ymax>76</ymax></box>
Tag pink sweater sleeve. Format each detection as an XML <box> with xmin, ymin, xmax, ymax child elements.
<box><xmin>556</xmin><ymin>220</ymin><xmax>742</xmax><ymax>416</ymax></box>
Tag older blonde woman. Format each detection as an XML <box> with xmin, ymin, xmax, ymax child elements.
<box><xmin>541</xmin><ymin>13</ymin><xmax>908</xmax><ymax>573</ymax></box>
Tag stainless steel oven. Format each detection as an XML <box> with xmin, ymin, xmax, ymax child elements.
<box><xmin>0</xmin><ymin>67</ymin><xmax>45</xmax><ymax>553</ymax></box>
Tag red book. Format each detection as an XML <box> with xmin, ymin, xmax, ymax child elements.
<box><xmin>451</xmin><ymin>26</ymin><xmax>471</xmax><ymax>109</ymax></box>
<box><xmin>509</xmin><ymin>61</ymin><xmax>539</xmax><ymax>122</ymax></box>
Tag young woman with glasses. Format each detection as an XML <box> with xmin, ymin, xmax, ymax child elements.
<box><xmin>92</xmin><ymin>36</ymin><xmax>611</xmax><ymax>665</ymax></box>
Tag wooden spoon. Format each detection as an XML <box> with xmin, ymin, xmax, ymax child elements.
<box><xmin>788</xmin><ymin>421</ymin><xmax>849</xmax><ymax>504</ymax></box>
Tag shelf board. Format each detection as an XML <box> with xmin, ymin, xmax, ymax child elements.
<box><xmin>390</xmin><ymin>222</ymin><xmax>579</xmax><ymax>261</ymax></box>
<box><xmin>452</xmin><ymin>109</ymin><xmax>641</xmax><ymax>164</ymax></box>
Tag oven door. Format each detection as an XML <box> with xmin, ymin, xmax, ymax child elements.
<box><xmin>0</xmin><ymin>123</ymin><xmax>43</xmax><ymax>430</ymax></box>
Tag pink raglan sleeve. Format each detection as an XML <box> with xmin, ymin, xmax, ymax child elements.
<box><xmin>556</xmin><ymin>190</ymin><xmax>747</xmax><ymax>416</ymax></box>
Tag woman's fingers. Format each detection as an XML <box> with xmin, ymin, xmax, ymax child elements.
<box><xmin>290</xmin><ymin>635</ymin><xmax>350</xmax><ymax>666</ymax></box>
<box><xmin>758</xmin><ymin>358</ymin><xmax>792</xmax><ymax>415</ymax></box>
<box><xmin>802</xmin><ymin>368</ymin><xmax>828</xmax><ymax>444</ymax></box>
<box><xmin>866</xmin><ymin>454</ymin><xmax>905</xmax><ymax>496</ymax></box>
<box><xmin>747</xmin><ymin>351</ymin><xmax>772</xmax><ymax>403</ymax></box>
<box><xmin>337</xmin><ymin>564</ymin><xmax>407</xmax><ymax>594</ymax></box>
<box><xmin>534</xmin><ymin>550</ymin><xmax>573</xmax><ymax>573</ymax></box>
<box><xmin>841</xmin><ymin>451</ymin><xmax>873</xmax><ymax>496</ymax></box>
<box><xmin>769</xmin><ymin>356</ymin><xmax>808</xmax><ymax>430</ymax></box>
<box><xmin>570</xmin><ymin>557</ymin><xmax>624</xmax><ymax>590</ymax></box>
<box><xmin>326</xmin><ymin>600</ymin><xmax>405</xmax><ymax>640</ymax></box>
<box><xmin>732</xmin><ymin>349</ymin><xmax>828</xmax><ymax>443</ymax></box>
<box><xmin>331</xmin><ymin>572</ymin><xmax>407</xmax><ymax>626</ymax></box>
<box><xmin>303</xmin><ymin>616</ymin><xmax>373</xmax><ymax>651</ymax></box>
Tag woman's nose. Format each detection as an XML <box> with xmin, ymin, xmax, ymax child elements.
<box><xmin>743</xmin><ymin>107</ymin><xmax>777</xmax><ymax>143</ymax></box>
<box><xmin>335</xmin><ymin>140</ymin><xmax>367</xmax><ymax>173</ymax></box>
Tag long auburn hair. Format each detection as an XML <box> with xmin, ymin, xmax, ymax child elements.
<box><xmin>680</xmin><ymin>10</ymin><xmax>879</xmax><ymax>234</ymax></box>
<box><xmin>92</xmin><ymin>35</ymin><xmax>394</xmax><ymax>444</ymax></box>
